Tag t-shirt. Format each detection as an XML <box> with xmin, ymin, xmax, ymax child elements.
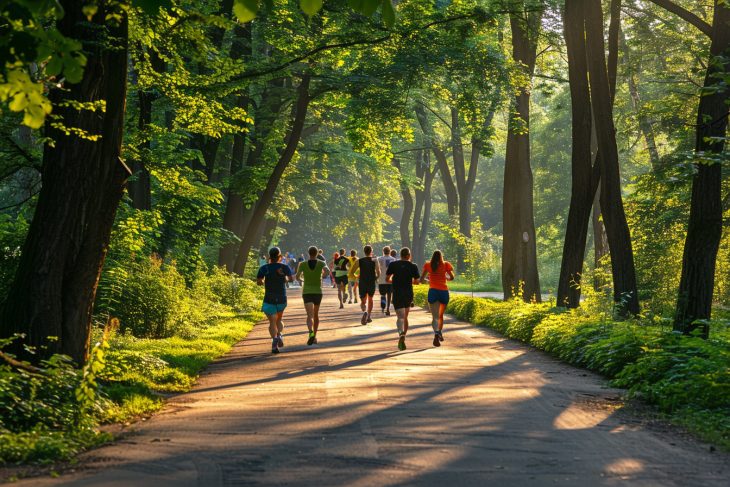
<box><xmin>377</xmin><ymin>255</ymin><xmax>396</xmax><ymax>284</ymax></box>
<box><xmin>257</xmin><ymin>263</ymin><xmax>292</xmax><ymax>304</ymax></box>
<box><xmin>386</xmin><ymin>260</ymin><xmax>420</xmax><ymax>295</ymax></box>
<box><xmin>357</xmin><ymin>256</ymin><xmax>377</xmax><ymax>287</ymax></box>
<box><xmin>347</xmin><ymin>256</ymin><xmax>359</xmax><ymax>279</ymax></box>
<box><xmin>423</xmin><ymin>261</ymin><xmax>454</xmax><ymax>291</ymax></box>
<box><xmin>297</xmin><ymin>259</ymin><xmax>328</xmax><ymax>295</ymax></box>
<box><xmin>334</xmin><ymin>256</ymin><xmax>350</xmax><ymax>277</ymax></box>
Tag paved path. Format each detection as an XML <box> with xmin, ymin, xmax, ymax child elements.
<box><xmin>16</xmin><ymin>288</ymin><xmax>729</xmax><ymax>486</ymax></box>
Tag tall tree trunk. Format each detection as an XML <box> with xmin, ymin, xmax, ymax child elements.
<box><xmin>558</xmin><ymin>0</ymin><xmax>595</xmax><ymax>307</ymax></box>
<box><xmin>412</xmin><ymin>150</ymin><xmax>426</xmax><ymax>265</ymax></box>
<box><xmin>585</xmin><ymin>0</ymin><xmax>640</xmax><ymax>315</ymax></box>
<box><xmin>502</xmin><ymin>5</ymin><xmax>542</xmax><ymax>302</ymax></box>
<box><xmin>128</xmin><ymin>88</ymin><xmax>152</xmax><ymax>210</ymax></box>
<box><xmin>258</xmin><ymin>218</ymin><xmax>278</xmax><ymax>251</ymax></box>
<box><xmin>674</xmin><ymin>1</ymin><xmax>730</xmax><ymax>336</ymax></box>
<box><xmin>395</xmin><ymin>158</ymin><xmax>414</xmax><ymax>250</ymax></box>
<box><xmin>415</xmin><ymin>104</ymin><xmax>458</xmax><ymax>216</ymax></box>
<box><xmin>0</xmin><ymin>2</ymin><xmax>129</xmax><ymax>364</ymax></box>
<box><xmin>232</xmin><ymin>75</ymin><xmax>311</xmax><ymax>275</ymax></box>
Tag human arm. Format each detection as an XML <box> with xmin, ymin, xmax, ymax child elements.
<box><xmin>420</xmin><ymin>264</ymin><xmax>429</xmax><ymax>284</ymax></box>
<box><xmin>446</xmin><ymin>262</ymin><xmax>455</xmax><ymax>281</ymax></box>
<box><xmin>295</xmin><ymin>263</ymin><xmax>304</xmax><ymax>284</ymax></box>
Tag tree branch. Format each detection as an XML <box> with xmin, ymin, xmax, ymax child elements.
<box><xmin>648</xmin><ymin>0</ymin><xmax>712</xmax><ymax>37</ymax></box>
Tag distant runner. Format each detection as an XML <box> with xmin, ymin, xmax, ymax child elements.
<box><xmin>256</xmin><ymin>247</ymin><xmax>293</xmax><ymax>354</ymax></box>
<box><xmin>296</xmin><ymin>246</ymin><xmax>329</xmax><ymax>346</ymax></box>
<box><xmin>347</xmin><ymin>249</ymin><xmax>359</xmax><ymax>304</ymax></box>
<box><xmin>376</xmin><ymin>246</ymin><xmax>396</xmax><ymax>315</ymax></box>
<box><xmin>390</xmin><ymin>248</ymin><xmax>397</xmax><ymax>259</ymax></box>
<box><xmin>351</xmin><ymin>245</ymin><xmax>380</xmax><ymax>325</ymax></box>
<box><xmin>334</xmin><ymin>249</ymin><xmax>350</xmax><ymax>308</ymax></box>
<box><xmin>421</xmin><ymin>249</ymin><xmax>455</xmax><ymax>347</ymax></box>
<box><xmin>386</xmin><ymin>247</ymin><xmax>420</xmax><ymax>351</ymax></box>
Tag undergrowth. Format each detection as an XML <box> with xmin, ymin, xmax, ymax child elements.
<box><xmin>413</xmin><ymin>286</ymin><xmax>730</xmax><ymax>449</ymax></box>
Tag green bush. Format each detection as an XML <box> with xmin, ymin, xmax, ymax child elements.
<box><xmin>413</xmin><ymin>287</ymin><xmax>730</xmax><ymax>449</ymax></box>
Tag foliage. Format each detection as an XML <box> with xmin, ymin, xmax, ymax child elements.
<box><xmin>413</xmin><ymin>287</ymin><xmax>730</xmax><ymax>449</ymax></box>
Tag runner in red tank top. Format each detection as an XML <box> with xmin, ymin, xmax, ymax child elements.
<box><xmin>421</xmin><ymin>250</ymin><xmax>455</xmax><ymax>347</ymax></box>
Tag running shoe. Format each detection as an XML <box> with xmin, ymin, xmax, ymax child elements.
<box><xmin>437</xmin><ymin>331</ymin><xmax>444</xmax><ymax>342</ymax></box>
<box><xmin>398</xmin><ymin>333</ymin><xmax>406</xmax><ymax>351</ymax></box>
<box><xmin>343</xmin><ymin>293</ymin><xmax>349</xmax><ymax>302</ymax></box>
<box><xmin>361</xmin><ymin>312</ymin><xmax>368</xmax><ymax>325</ymax></box>
<box><xmin>385</xmin><ymin>310</ymin><xmax>391</xmax><ymax>316</ymax></box>
<box><xmin>339</xmin><ymin>303</ymin><xmax>344</xmax><ymax>309</ymax></box>
<box><xmin>277</xmin><ymin>334</ymin><xmax>284</xmax><ymax>348</ymax></box>
<box><xmin>272</xmin><ymin>339</ymin><xmax>279</xmax><ymax>354</ymax></box>
<box><xmin>367</xmin><ymin>316</ymin><xmax>372</xmax><ymax>323</ymax></box>
<box><xmin>354</xmin><ymin>298</ymin><xmax>358</xmax><ymax>303</ymax></box>
<box><xmin>433</xmin><ymin>334</ymin><xmax>441</xmax><ymax>347</ymax></box>
<box><xmin>348</xmin><ymin>300</ymin><xmax>352</xmax><ymax>304</ymax></box>
<box><xmin>307</xmin><ymin>332</ymin><xmax>316</xmax><ymax>346</ymax></box>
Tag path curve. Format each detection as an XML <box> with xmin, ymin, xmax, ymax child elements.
<box><xmin>13</xmin><ymin>287</ymin><xmax>729</xmax><ymax>486</ymax></box>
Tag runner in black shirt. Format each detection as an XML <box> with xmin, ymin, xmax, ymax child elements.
<box><xmin>386</xmin><ymin>247</ymin><xmax>420</xmax><ymax>351</ymax></box>
<box><xmin>256</xmin><ymin>247</ymin><xmax>293</xmax><ymax>354</ymax></box>
<box><xmin>351</xmin><ymin>245</ymin><xmax>380</xmax><ymax>325</ymax></box>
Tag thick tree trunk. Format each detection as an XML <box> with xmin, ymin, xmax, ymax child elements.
<box><xmin>502</xmin><ymin>6</ymin><xmax>542</xmax><ymax>302</ymax></box>
<box><xmin>557</xmin><ymin>0</ymin><xmax>596</xmax><ymax>308</ymax></box>
<box><xmin>232</xmin><ymin>75</ymin><xmax>311</xmax><ymax>275</ymax></box>
<box><xmin>0</xmin><ymin>2</ymin><xmax>129</xmax><ymax>364</ymax></box>
<box><xmin>412</xmin><ymin>150</ymin><xmax>426</xmax><ymax>265</ymax></box>
<box><xmin>395</xmin><ymin>158</ymin><xmax>414</xmax><ymax>250</ymax></box>
<box><xmin>258</xmin><ymin>218</ymin><xmax>278</xmax><ymax>251</ymax></box>
<box><xmin>674</xmin><ymin>1</ymin><xmax>730</xmax><ymax>336</ymax></box>
<box><xmin>585</xmin><ymin>0</ymin><xmax>640</xmax><ymax>315</ymax></box>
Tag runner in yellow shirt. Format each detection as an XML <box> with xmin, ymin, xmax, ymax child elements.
<box><xmin>347</xmin><ymin>249</ymin><xmax>359</xmax><ymax>304</ymax></box>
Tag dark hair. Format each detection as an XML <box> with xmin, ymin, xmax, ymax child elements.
<box><xmin>430</xmin><ymin>249</ymin><xmax>443</xmax><ymax>271</ymax></box>
<box><xmin>339</xmin><ymin>248</ymin><xmax>345</xmax><ymax>255</ymax></box>
<box><xmin>383</xmin><ymin>246</ymin><xmax>390</xmax><ymax>255</ymax></box>
<box><xmin>364</xmin><ymin>245</ymin><xmax>372</xmax><ymax>255</ymax></box>
<box><xmin>269</xmin><ymin>247</ymin><xmax>281</xmax><ymax>262</ymax></box>
<box><xmin>390</xmin><ymin>249</ymin><xmax>397</xmax><ymax>257</ymax></box>
<box><xmin>350</xmin><ymin>249</ymin><xmax>357</xmax><ymax>257</ymax></box>
<box><xmin>400</xmin><ymin>247</ymin><xmax>411</xmax><ymax>259</ymax></box>
<box><xmin>308</xmin><ymin>246</ymin><xmax>318</xmax><ymax>257</ymax></box>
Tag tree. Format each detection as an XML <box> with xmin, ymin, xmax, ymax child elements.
<box><xmin>502</xmin><ymin>1</ymin><xmax>543</xmax><ymax>302</ymax></box>
<box><xmin>673</xmin><ymin>0</ymin><xmax>730</xmax><ymax>336</ymax></box>
<box><xmin>0</xmin><ymin>1</ymin><xmax>130</xmax><ymax>364</ymax></box>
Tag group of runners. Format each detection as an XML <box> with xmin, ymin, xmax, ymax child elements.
<box><xmin>256</xmin><ymin>244</ymin><xmax>455</xmax><ymax>354</ymax></box>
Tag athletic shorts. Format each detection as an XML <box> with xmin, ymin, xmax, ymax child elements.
<box><xmin>335</xmin><ymin>275</ymin><xmax>348</xmax><ymax>285</ymax></box>
<box><xmin>378</xmin><ymin>283</ymin><xmax>392</xmax><ymax>295</ymax></box>
<box><xmin>302</xmin><ymin>294</ymin><xmax>323</xmax><ymax>305</ymax></box>
<box><xmin>348</xmin><ymin>278</ymin><xmax>358</xmax><ymax>285</ymax></box>
<box><xmin>359</xmin><ymin>282</ymin><xmax>376</xmax><ymax>299</ymax></box>
<box><xmin>262</xmin><ymin>302</ymin><xmax>287</xmax><ymax>315</ymax></box>
<box><xmin>428</xmin><ymin>288</ymin><xmax>450</xmax><ymax>305</ymax></box>
<box><xmin>392</xmin><ymin>291</ymin><xmax>414</xmax><ymax>310</ymax></box>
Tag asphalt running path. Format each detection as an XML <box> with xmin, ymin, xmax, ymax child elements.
<box><xmin>15</xmin><ymin>287</ymin><xmax>729</xmax><ymax>486</ymax></box>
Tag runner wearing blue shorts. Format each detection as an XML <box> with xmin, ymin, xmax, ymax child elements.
<box><xmin>257</xmin><ymin>247</ymin><xmax>293</xmax><ymax>354</ymax></box>
<box><xmin>421</xmin><ymin>250</ymin><xmax>455</xmax><ymax>347</ymax></box>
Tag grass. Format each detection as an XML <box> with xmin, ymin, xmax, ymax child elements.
<box><xmin>447</xmin><ymin>277</ymin><xmax>502</xmax><ymax>293</ymax></box>
<box><xmin>98</xmin><ymin>311</ymin><xmax>262</xmax><ymax>422</ymax></box>
<box><xmin>413</xmin><ymin>286</ymin><xmax>730</xmax><ymax>450</ymax></box>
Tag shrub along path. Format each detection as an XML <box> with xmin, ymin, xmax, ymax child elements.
<box><xmin>17</xmin><ymin>287</ymin><xmax>729</xmax><ymax>486</ymax></box>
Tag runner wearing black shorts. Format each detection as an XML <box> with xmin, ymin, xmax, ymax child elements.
<box><xmin>296</xmin><ymin>246</ymin><xmax>330</xmax><ymax>345</ymax></box>
<box><xmin>350</xmin><ymin>245</ymin><xmax>380</xmax><ymax>325</ymax></box>
<box><xmin>334</xmin><ymin>249</ymin><xmax>350</xmax><ymax>308</ymax></box>
<box><xmin>377</xmin><ymin>246</ymin><xmax>396</xmax><ymax>315</ymax></box>
<box><xmin>386</xmin><ymin>247</ymin><xmax>420</xmax><ymax>351</ymax></box>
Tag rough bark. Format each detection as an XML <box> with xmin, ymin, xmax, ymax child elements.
<box><xmin>412</xmin><ymin>150</ymin><xmax>436</xmax><ymax>267</ymax></box>
<box><xmin>558</xmin><ymin>0</ymin><xmax>597</xmax><ymax>308</ymax></box>
<box><xmin>0</xmin><ymin>2</ymin><xmax>129</xmax><ymax>364</ymax></box>
<box><xmin>397</xmin><ymin>159</ymin><xmax>414</xmax><ymax>251</ymax></box>
<box><xmin>585</xmin><ymin>0</ymin><xmax>640</xmax><ymax>315</ymax></box>
<box><xmin>674</xmin><ymin>1</ymin><xmax>730</xmax><ymax>336</ymax></box>
<box><xmin>232</xmin><ymin>75</ymin><xmax>311</xmax><ymax>275</ymax></box>
<box><xmin>502</xmin><ymin>5</ymin><xmax>542</xmax><ymax>302</ymax></box>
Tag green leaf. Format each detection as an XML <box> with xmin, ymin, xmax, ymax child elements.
<box><xmin>300</xmin><ymin>0</ymin><xmax>323</xmax><ymax>16</ymax></box>
<box><xmin>233</xmin><ymin>0</ymin><xmax>259</xmax><ymax>23</ymax></box>
<box><xmin>381</xmin><ymin>0</ymin><xmax>395</xmax><ymax>27</ymax></box>
<box><xmin>132</xmin><ymin>0</ymin><xmax>173</xmax><ymax>16</ymax></box>
<box><xmin>348</xmin><ymin>0</ymin><xmax>380</xmax><ymax>16</ymax></box>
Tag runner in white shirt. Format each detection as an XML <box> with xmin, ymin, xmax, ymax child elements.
<box><xmin>376</xmin><ymin>246</ymin><xmax>396</xmax><ymax>315</ymax></box>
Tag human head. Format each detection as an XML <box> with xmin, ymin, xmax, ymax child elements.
<box><xmin>390</xmin><ymin>248</ymin><xmax>397</xmax><ymax>258</ymax></box>
<box><xmin>383</xmin><ymin>246</ymin><xmax>390</xmax><ymax>256</ymax></box>
<box><xmin>318</xmin><ymin>248</ymin><xmax>324</xmax><ymax>255</ymax></box>
<box><xmin>339</xmin><ymin>248</ymin><xmax>345</xmax><ymax>256</ymax></box>
<box><xmin>400</xmin><ymin>247</ymin><xmax>411</xmax><ymax>261</ymax></box>
<box><xmin>333</xmin><ymin>252</ymin><xmax>340</xmax><ymax>260</ymax></box>
<box><xmin>364</xmin><ymin>245</ymin><xmax>372</xmax><ymax>256</ymax></box>
<box><xmin>350</xmin><ymin>249</ymin><xmax>357</xmax><ymax>257</ymax></box>
<box><xmin>308</xmin><ymin>246</ymin><xmax>318</xmax><ymax>258</ymax></box>
<box><xmin>269</xmin><ymin>247</ymin><xmax>282</xmax><ymax>263</ymax></box>
<box><xmin>430</xmin><ymin>249</ymin><xmax>444</xmax><ymax>270</ymax></box>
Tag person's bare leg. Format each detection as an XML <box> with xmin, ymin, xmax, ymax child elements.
<box><xmin>267</xmin><ymin>314</ymin><xmax>278</xmax><ymax>339</ymax></box>
<box><xmin>312</xmin><ymin>304</ymin><xmax>320</xmax><ymax>334</ymax></box>
<box><xmin>438</xmin><ymin>303</ymin><xmax>447</xmax><ymax>332</ymax></box>
<box><xmin>367</xmin><ymin>294</ymin><xmax>374</xmax><ymax>319</ymax></box>
<box><xmin>429</xmin><ymin>302</ymin><xmax>440</xmax><ymax>332</ymax></box>
<box><xmin>386</xmin><ymin>290</ymin><xmax>392</xmax><ymax>315</ymax></box>
<box><xmin>353</xmin><ymin>282</ymin><xmax>358</xmax><ymax>303</ymax></box>
<box><xmin>403</xmin><ymin>307</ymin><xmax>410</xmax><ymax>334</ymax></box>
<box><xmin>395</xmin><ymin>308</ymin><xmax>406</xmax><ymax>334</ymax></box>
<box><xmin>337</xmin><ymin>282</ymin><xmax>345</xmax><ymax>308</ymax></box>
<box><xmin>360</xmin><ymin>293</ymin><xmax>368</xmax><ymax>324</ymax></box>
<box><xmin>304</xmin><ymin>302</ymin><xmax>314</xmax><ymax>333</ymax></box>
